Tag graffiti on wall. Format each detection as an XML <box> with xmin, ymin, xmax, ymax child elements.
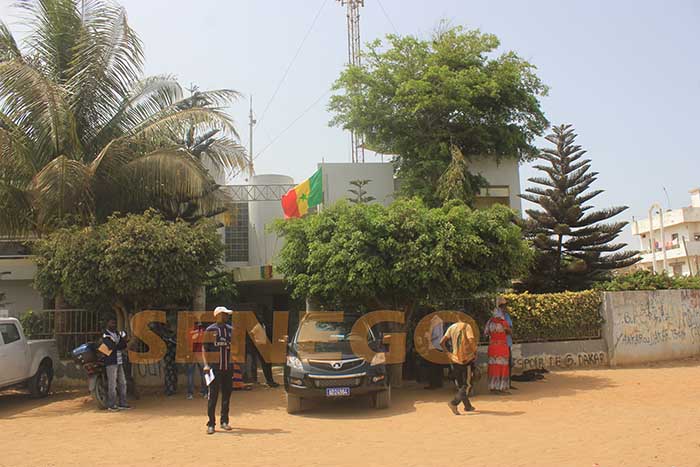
<box><xmin>514</xmin><ymin>351</ymin><xmax>607</xmax><ymax>370</ymax></box>
<box><xmin>615</xmin><ymin>289</ymin><xmax>700</xmax><ymax>349</ymax></box>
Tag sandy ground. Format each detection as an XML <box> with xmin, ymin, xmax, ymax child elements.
<box><xmin>1</xmin><ymin>359</ymin><xmax>700</xmax><ymax>467</ymax></box>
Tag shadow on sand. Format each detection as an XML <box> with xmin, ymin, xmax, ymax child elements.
<box><xmin>0</xmin><ymin>369</ymin><xmax>618</xmax><ymax>421</ymax></box>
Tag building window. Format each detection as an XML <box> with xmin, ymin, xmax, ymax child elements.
<box><xmin>695</xmin><ymin>234</ymin><xmax>700</xmax><ymax>242</ymax></box>
<box><xmin>474</xmin><ymin>186</ymin><xmax>511</xmax><ymax>209</ymax></box>
<box><xmin>224</xmin><ymin>203</ymin><xmax>249</xmax><ymax>263</ymax></box>
<box><xmin>672</xmin><ymin>263</ymin><xmax>683</xmax><ymax>277</ymax></box>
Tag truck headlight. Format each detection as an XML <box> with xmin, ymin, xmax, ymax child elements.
<box><xmin>370</xmin><ymin>352</ymin><xmax>386</xmax><ymax>366</ymax></box>
<box><xmin>286</xmin><ymin>355</ymin><xmax>304</xmax><ymax>371</ymax></box>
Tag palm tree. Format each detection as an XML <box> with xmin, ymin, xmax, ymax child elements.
<box><xmin>0</xmin><ymin>0</ymin><xmax>248</xmax><ymax>236</ymax></box>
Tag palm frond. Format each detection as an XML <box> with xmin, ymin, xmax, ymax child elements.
<box><xmin>197</xmin><ymin>137</ymin><xmax>249</xmax><ymax>178</ymax></box>
<box><xmin>0</xmin><ymin>21</ymin><xmax>22</xmax><ymax>62</ymax></box>
<box><xmin>31</xmin><ymin>155</ymin><xmax>94</xmax><ymax>229</ymax></box>
<box><xmin>0</xmin><ymin>59</ymin><xmax>80</xmax><ymax>163</ymax></box>
<box><xmin>17</xmin><ymin>0</ymin><xmax>83</xmax><ymax>83</ymax></box>
<box><xmin>68</xmin><ymin>2</ymin><xmax>143</xmax><ymax>146</ymax></box>
<box><xmin>88</xmin><ymin>75</ymin><xmax>182</xmax><ymax>156</ymax></box>
<box><xmin>128</xmin><ymin>107</ymin><xmax>239</xmax><ymax>143</ymax></box>
<box><xmin>0</xmin><ymin>182</ymin><xmax>34</xmax><ymax>236</ymax></box>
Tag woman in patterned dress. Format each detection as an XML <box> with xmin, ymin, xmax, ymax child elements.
<box><xmin>483</xmin><ymin>307</ymin><xmax>512</xmax><ymax>393</ymax></box>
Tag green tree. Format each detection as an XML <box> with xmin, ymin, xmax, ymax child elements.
<box><xmin>329</xmin><ymin>25</ymin><xmax>548</xmax><ymax>206</ymax></box>
<box><xmin>33</xmin><ymin>210</ymin><xmax>223</xmax><ymax>326</ymax></box>
<box><xmin>204</xmin><ymin>270</ymin><xmax>239</xmax><ymax>309</ymax></box>
<box><xmin>273</xmin><ymin>198</ymin><xmax>531</xmax><ymax>316</ymax></box>
<box><xmin>519</xmin><ymin>124</ymin><xmax>639</xmax><ymax>292</ymax></box>
<box><xmin>436</xmin><ymin>145</ymin><xmax>486</xmax><ymax>205</ymax></box>
<box><xmin>347</xmin><ymin>179</ymin><xmax>376</xmax><ymax>204</ymax></box>
<box><xmin>0</xmin><ymin>0</ymin><xmax>247</xmax><ymax>236</ymax></box>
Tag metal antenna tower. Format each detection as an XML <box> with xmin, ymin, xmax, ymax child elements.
<box><xmin>338</xmin><ymin>0</ymin><xmax>365</xmax><ymax>163</ymax></box>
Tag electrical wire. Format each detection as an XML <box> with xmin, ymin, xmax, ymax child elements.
<box><xmin>253</xmin><ymin>88</ymin><xmax>331</xmax><ymax>162</ymax></box>
<box><xmin>376</xmin><ymin>0</ymin><xmax>398</xmax><ymax>34</ymax></box>
<box><xmin>256</xmin><ymin>0</ymin><xmax>330</xmax><ymax>128</ymax></box>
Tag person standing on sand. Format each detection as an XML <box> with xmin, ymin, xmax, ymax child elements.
<box><xmin>185</xmin><ymin>320</ymin><xmax>208</xmax><ymax>400</ymax></box>
<box><xmin>99</xmin><ymin>316</ymin><xmax>131</xmax><ymax>412</ymax></box>
<box><xmin>440</xmin><ymin>319</ymin><xmax>478</xmax><ymax>415</ymax></box>
<box><xmin>484</xmin><ymin>304</ymin><xmax>512</xmax><ymax>393</ymax></box>
<box><xmin>203</xmin><ymin>307</ymin><xmax>235</xmax><ymax>435</ymax></box>
<box><xmin>496</xmin><ymin>297</ymin><xmax>517</xmax><ymax>390</ymax></box>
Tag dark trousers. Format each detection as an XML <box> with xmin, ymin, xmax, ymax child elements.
<box><xmin>247</xmin><ymin>347</ymin><xmax>275</xmax><ymax>384</ymax></box>
<box><xmin>449</xmin><ymin>363</ymin><xmax>473</xmax><ymax>408</ymax></box>
<box><xmin>422</xmin><ymin>357</ymin><xmax>443</xmax><ymax>388</ymax></box>
<box><xmin>207</xmin><ymin>369</ymin><xmax>233</xmax><ymax>427</ymax></box>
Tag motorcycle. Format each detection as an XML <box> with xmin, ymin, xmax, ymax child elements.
<box><xmin>71</xmin><ymin>342</ymin><xmax>109</xmax><ymax>409</ymax></box>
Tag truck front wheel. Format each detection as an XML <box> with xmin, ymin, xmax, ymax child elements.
<box><xmin>371</xmin><ymin>386</ymin><xmax>391</xmax><ymax>409</ymax></box>
<box><xmin>29</xmin><ymin>362</ymin><xmax>52</xmax><ymax>398</ymax></box>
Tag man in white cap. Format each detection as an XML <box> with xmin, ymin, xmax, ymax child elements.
<box><xmin>203</xmin><ymin>306</ymin><xmax>234</xmax><ymax>434</ymax></box>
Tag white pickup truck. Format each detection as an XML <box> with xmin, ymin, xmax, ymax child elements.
<box><xmin>0</xmin><ymin>317</ymin><xmax>58</xmax><ymax>397</ymax></box>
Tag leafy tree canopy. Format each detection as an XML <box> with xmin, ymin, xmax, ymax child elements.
<box><xmin>273</xmin><ymin>199</ymin><xmax>531</xmax><ymax>317</ymax></box>
<box><xmin>329</xmin><ymin>25</ymin><xmax>549</xmax><ymax>206</ymax></box>
<box><xmin>33</xmin><ymin>210</ymin><xmax>223</xmax><ymax>319</ymax></box>
<box><xmin>519</xmin><ymin>124</ymin><xmax>639</xmax><ymax>292</ymax></box>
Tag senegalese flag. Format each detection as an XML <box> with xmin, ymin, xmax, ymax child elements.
<box><xmin>281</xmin><ymin>168</ymin><xmax>323</xmax><ymax>218</ymax></box>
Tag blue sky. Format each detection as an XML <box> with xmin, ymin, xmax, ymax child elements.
<box><xmin>2</xmin><ymin>0</ymin><xmax>699</xmax><ymax>247</ymax></box>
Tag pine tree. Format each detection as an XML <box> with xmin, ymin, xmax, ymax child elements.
<box><xmin>348</xmin><ymin>180</ymin><xmax>376</xmax><ymax>204</ymax></box>
<box><xmin>519</xmin><ymin>124</ymin><xmax>639</xmax><ymax>292</ymax></box>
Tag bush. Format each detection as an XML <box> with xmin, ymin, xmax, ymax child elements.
<box><xmin>465</xmin><ymin>290</ymin><xmax>603</xmax><ymax>343</ymax></box>
<box><xmin>595</xmin><ymin>270</ymin><xmax>700</xmax><ymax>291</ymax></box>
<box><xmin>19</xmin><ymin>310</ymin><xmax>52</xmax><ymax>339</ymax></box>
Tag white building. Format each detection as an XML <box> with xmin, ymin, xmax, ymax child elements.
<box><xmin>631</xmin><ymin>188</ymin><xmax>700</xmax><ymax>276</ymax></box>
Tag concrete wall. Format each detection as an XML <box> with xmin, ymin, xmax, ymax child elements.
<box><xmin>468</xmin><ymin>157</ymin><xmax>522</xmax><ymax>214</ymax></box>
<box><xmin>471</xmin><ymin>339</ymin><xmax>608</xmax><ymax>394</ymax></box>
<box><xmin>320</xmin><ymin>162</ymin><xmax>396</xmax><ymax>207</ymax></box>
<box><xmin>0</xmin><ymin>279</ymin><xmax>44</xmax><ymax>318</ymax></box>
<box><xmin>601</xmin><ymin>289</ymin><xmax>700</xmax><ymax>366</ymax></box>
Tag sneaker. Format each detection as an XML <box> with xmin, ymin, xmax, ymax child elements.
<box><xmin>447</xmin><ymin>402</ymin><xmax>460</xmax><ymax>416</ymax></box>
<box><xmin>207</xmin><ymin>426</ymin><xmax>215</xmax><ymax>435</ymax></box>
<box><xmin>186</xmin><ymin>393</ymin><xmax>194</xmax><ymax>400</ymax></box>
<box><xmin>464</xmin><ymin>403</ymin><xmax>476</xmax><ymax>412</ymax></box>
<box><xmin>220</xmin><ymin>423</ymin><xmax>233</xmax><ymax>431</ymax></box>
<box><xmin>201</xmin><ymin>391</ymin><xmax>208</xmax><ymax>398</ymax></box>
<box><xmin>107</xmin><ymin>406</ymin><xmax>120</xmax><ymax>412</ymax></box>
<box><xmin>266</xmin><ymin>381</ymin><xmax>280</xmax><ymax>388</ymax></box>
<box><xmin>118</xmin><ymin>404</ymin><xmax>131</xmax><ymax>410</ymax></box>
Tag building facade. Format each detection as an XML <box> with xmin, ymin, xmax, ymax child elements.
<box><xmin>630</xmin><ymin>188</ymin><xmax>700</xmax><ymax>276</ymax></box>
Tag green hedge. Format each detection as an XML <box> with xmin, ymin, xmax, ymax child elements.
<box><xmin>465</xmin><ymin>290</ymin><xmax>603</xmax><ymax>343</ymax></box>
<box><xmin>504</xmin><ymin>290</ymin><xmax>603</xmax><ymax>342</ymax></box>
<box><xmin>595</xmin><ymin>270</ymin><xmax>700</xmax><ymax>291</ymax></box>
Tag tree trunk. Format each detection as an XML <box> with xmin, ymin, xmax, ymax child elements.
<box><xmin>53</xmin><ymin>293</ymin><xmax>67</xmax><ymax>357</ymax></box>
<box><xmin>193</xmin><ymin>285</ymin><xmax>206</xmax><ymax>311</ymax></box>
<box><xmin>387</xmin><ymin>302</ymin><xmax>416</xmax><ymax>388</ymax></box>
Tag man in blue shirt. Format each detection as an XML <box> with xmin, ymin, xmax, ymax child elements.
<box><xmin>496</xmin><ymin>297</ymin><xmax>516</xmax><ymax>390</ymax></box>
<box><xmin>203</xmin><ymin>307</ymin><xmax>234</xmax><ymax>434</ymax></box>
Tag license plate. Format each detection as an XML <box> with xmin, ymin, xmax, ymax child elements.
<box><xmin>326</xmin><ymin>387</ymin><xmax>350</xmax><ymax>397</ymax></box>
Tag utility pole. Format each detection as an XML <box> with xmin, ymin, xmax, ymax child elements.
<box><xmin>338</xmin><ymin>0</ymin><xmax>365</xmax><ymax>163</ymax></box>
<box><xmin>248</xmin><ymin>95</ymin><xmax>256</xmax><ymax>175</ymax></box>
